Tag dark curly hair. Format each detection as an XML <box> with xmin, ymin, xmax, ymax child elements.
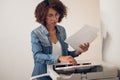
<box><xmin>35</xmin><ymin>0</ymin><xmax>67</xmax><ymax>25</ymax></box>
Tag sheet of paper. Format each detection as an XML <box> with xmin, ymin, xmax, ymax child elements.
<box><xmin>65</xmin><ymin>25</ymin><xmax>99</xmax><ymax>50</ymax></box>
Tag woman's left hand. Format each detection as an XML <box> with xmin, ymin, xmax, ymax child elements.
<box><xmin>76</xmin><ymin>42</ymin><xmax>90</xmax><ymax>55</ymax></box>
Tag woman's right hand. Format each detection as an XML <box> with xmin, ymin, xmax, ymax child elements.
<box><xmin>58</xmin><ymin>56</ymin><xmax>77</xmax><ymax>65</ymax></box>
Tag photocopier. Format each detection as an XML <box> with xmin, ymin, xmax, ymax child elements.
<box><xmin>30</xmin><ymin>60</ymin><xmax>119</xmax><ymax>80</ymax></box>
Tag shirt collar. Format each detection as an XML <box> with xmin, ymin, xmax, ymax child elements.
<box><xmin>40</xmin><ymin>24</ymin><xmax>49</xmax><ymax>36</ymax></box>
<box><xmin>40</xmin><ymin>24</ymin><xmax>60</xmax><ymax>36</ymax></box>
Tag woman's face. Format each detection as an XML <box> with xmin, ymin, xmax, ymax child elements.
<box><xmin>46</xmin><ymin>8</ymin><xmax>60</xmax><ymax>27</ymax></box>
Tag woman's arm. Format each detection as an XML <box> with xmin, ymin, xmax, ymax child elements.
<box><xmin>31</xmin><ymin>31</ymin><xmax>59</xmax><ymax>64</ymax></box>
<box><xmin>68</xmin><ymin>43</ymin><xmax>89</xmax><ymax>57</ymax></box>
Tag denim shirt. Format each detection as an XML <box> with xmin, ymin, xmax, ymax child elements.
<box><xmin>31</xmin><ymin>25</ymin><xmax>78</xmax><ymax>80</ymax></box>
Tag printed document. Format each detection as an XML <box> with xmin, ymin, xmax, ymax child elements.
<box><xmin>65</xmin><ymin>25</ymin><xmax>99</xmax><ymax>49</ymax></box>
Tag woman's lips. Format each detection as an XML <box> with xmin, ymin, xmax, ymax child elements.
<box><xmin>52</xmin><ymin>22</ymin><xmax>57</xmax><ymax>25</ymax></box>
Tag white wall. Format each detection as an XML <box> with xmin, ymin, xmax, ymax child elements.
<box><xmin>100</xmin><ymin>0</ymin><xmax>120</xmax><ymax>77</ymax></box>
<box><xmin>100</xmin><ymin>0</ymin><xmax>120</xmax><ymax>69</ymax></box>
<box><xmin>0</xmin><ymin>0</ymin><xmax>101</xmax><ymax>80</ymax></box>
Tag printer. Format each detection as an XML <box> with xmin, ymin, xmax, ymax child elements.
<box><xmin>30</xmin><ymin>60</ymin><xmax>119</xmax><ymax>80</ymax></box>
<box><xmin>47</xmin><ymin>61</ymin><xmax>119</xmax><ymax>80</ymax></box>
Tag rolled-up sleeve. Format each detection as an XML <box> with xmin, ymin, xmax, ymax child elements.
<box><xmin>31</xmin><ymin>31</ymin><xmax>59</xmax><ymax>64</ymax></box>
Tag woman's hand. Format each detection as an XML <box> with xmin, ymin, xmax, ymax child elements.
<box><xmin>58</xmin><ymin>56</ymin><xmax>77</xmax><ymax>65</ymax></box>
<box><xmin>76</xmin><ymin>42</ymin><xmax>90</xmax><ymax>55</ymax></box>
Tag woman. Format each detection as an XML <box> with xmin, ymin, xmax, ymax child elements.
<box><xmin>31</xmin><ymin>0</ymin><xmax>89</xmax><ymax>80</ymax></box>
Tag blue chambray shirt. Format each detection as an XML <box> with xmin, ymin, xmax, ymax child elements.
<box><xmin>31</xmin><ymin>25</ymin><xmax>78</xmax><ymax>80</ymax></box>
